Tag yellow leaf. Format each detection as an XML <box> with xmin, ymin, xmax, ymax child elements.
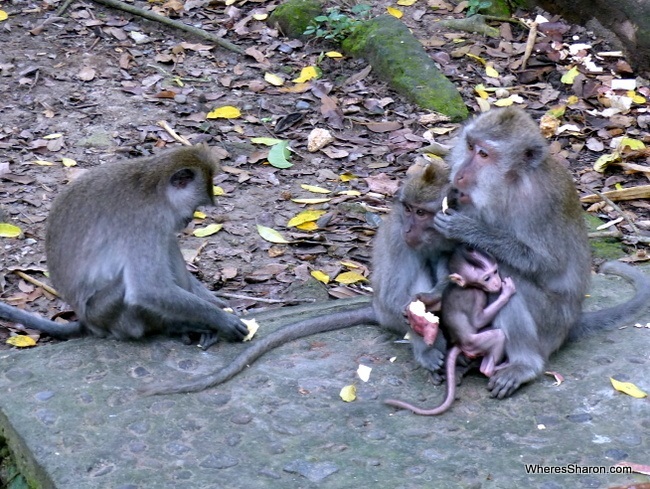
<box><xmin>567</xmin><ymin>95</ymin><xmax>579</xmax><ymax>105</ymax></box>
<box><xmin>357</xmin><ymin>364</ymin><xmax>372</xmax><ymax>382</ymax></box>
<box><xmin>493</xmin><ymin>97</ymin><xmax>514</xmax><ymax>107</ymax></box>
<box><xmin>193</xmin><ymin>223</ymin><xmax>223</xmax><ymax>237</ymax></box>
<box><xmin>340</xmin><ymin>384</ymin><xmax>357</xmax><ymax>402</ymax></box>
<box><xmin>43</xmin><ymin>133</ymin><xmax>63</xmax><ymax>139</ymax></box>
<box><xmin>485</xmin><ymin>63</ymin><xmax>499</xmax><ymax>78</ymax></box>
<box><xmin>256</xmin><ymin>224</ymin><xmax>290</xmax><ymax>244</ymax></box>
<box><xmin>300</xmin><ymin>184</ymin><xmax>330</xmax><ymax>194</ymax></box>
<box><xmin>561</xmin><ymin>66</ymin><xmax>580</xmax><ymax>84</ymax></box>
<box><xmin>291</xmin><ymin>198</ymin><xmax>331</xmax><ymax>204</ymax></box>
<box><xmin>619</xmin><ymin>137</ymin><xmax>646</xmax><ymax>151</ymax></box>
<box><xmin>338</xmin><ymin>190</ymin><xmax>361</xmax><ymax>196</ymax></box>
<box><xmin>293</xmin><ymin>66</ymin><xmax>319</xmax><ymax>83</ymax></box>
<box><xmin>6</xmin><ymin>335</ymin><xmax>36</xmax><ymax>347</ymax></box>
<box><xmin>296</xmin><ymin>221</ymin><xmax>318</xmax><ymax>231</ymax></box>
<box><xmin>213</xmin><ymin>186</ymin><xmax>225</xmax><ymax>196</ymax></box>
<box><xmin>628</xmin><ymin>91</ymin><xmax>647</xmax><ymax>104</ymax></box>
<box><xmin>339</xmin><ymin>172</ymin><xmax>357</xmax><ymax>182</ymax></box>
<box><xmin>593</xmin><ymin>152</ymin><xmax>620</xmax><ymax>172</ymax></box>
<box><xmin>335</xmin><ymin>271</ymin><xmax>368</xmax><ymax>284</ymax></box>
<box><xmin>251</xmin><ymin>137</ymin><xmax>283</xmax><ymax>146</ymax></box>
<box><xmin>206</xmin><ymin>106</ymin><xmax>241</xmax><ymax>119</ymax></box>
<box><xmin>310</xmin><ymin>270</ymin><xmax>330</xmax><ymax>284</ymax></box>
<box><xmin>252</xmin><ymin>13</ymin><xmax>268</xmax><ymax>20</ymax></box>
<box><xmin>397</xmin><ymin>0</ymin><xmax>417</xmax><ymax>4</ymax></box>
<box><xmin>241</xmin><ymin>318</ymin><xmax>260</xmax><ymax>341</ymax></box>
<box><xmin>325</xmin><ymin>51</ymin><xmax>343</xmax><ymax>58</ymax></box>
<box><xmin>340</xmin><ymin>261</ymin><xmax>360</xmax><ymax>268</ymax></box>
<box><xmin>0</xmin><ymin>10</ymin><xmax>8</xmax><ymax>21</ymax></box>
<box><xmin>264</xmin><ymin>72</ymin><xmax>285</xmax><ymax>86</ymax></box>
<box><xmin>0</xmin><ymin>223</ymin><xmax>22</xmax><ymax>238</ymax></box>
<box><xmin>546</xmin><ymin>105</ymin><xmax>566</xmax><ymax>118</ymax></box>
<box><xmin>474</xmin><ymin>84</ymin><xmax>488</xmax><ymax>99</ymax></box>
<box><xmin>61</xmin><ymin>157</ymin><xmax>76</xmax><ymax>167</ymax></box>
<box><xmin>610</xmin><ymin>377</ymin><xmax>648</xmax><ymax>398</ymax></box>
<box><xmin>465</xmin><ymin>53</ymin><xmax>486</xmax><ymax>66</ymax></box>
<box><xmin>31</xmin><ymin>160</ymin><xmax>54</xmax><ymax>166</ymax></box>
<box><xmin>386</xmin><ymin>6</ymin><xmax>403</xmax><ymax>18</ymax></box>
<box><xmin>193</xmin><ymin>211</ymin><xmax>207</xmax><ymax>219</ymax></box>
<box><xmin>287</xmin><ymin>209</ymin><xmax>327</xmax><ymax>227</ymax></box>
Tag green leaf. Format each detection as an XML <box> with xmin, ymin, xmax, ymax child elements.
<box><xmin>268</xmin><ymin>141</ymin><xmax>293</xmax><ymax>169</ymax></box>
<box><xmin>256</xmin><ymin>224</ymin><xmax>290</xmax><ymax>244</ymax></box>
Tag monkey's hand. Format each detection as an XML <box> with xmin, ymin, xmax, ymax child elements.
<box><xmin>501</xmin><ymin>277</ymin><xmax>516</xmax><ymax>298</ymax></box>
<box><xmin>216</xmin><ymin>311</ymin><xmax>250</xmax><ymax>342</ymax></box>
<box><xmin>415</xmin><ymin>291</ymin><xmax>442</xmax><ymax>311</ymax></box>
<box><xmin>433</xmin><ymin>208</ymin><xmax>479</xmax><ymax>241</ymax></box>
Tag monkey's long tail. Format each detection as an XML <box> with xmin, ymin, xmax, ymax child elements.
<box><xmin>384</xmin><ymin>346</ymin><xmax>460</xmax><ymax>415</ymax></box>
<box><xmin>141</xmin><ymin>304</ymin><xmax>377</xmax><ymax>395</ymax></box>
<box><xmin>569</xmin><ymin>261</ymin><xmax>650</xmax><ymax>341</ymax></box>
<box><xmin>0</xmin><ymin>302</ymin><xmax>82</xmax><ymax>338</ymax></box>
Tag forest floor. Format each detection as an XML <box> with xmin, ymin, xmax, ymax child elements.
<box><xmin>1</xmin><ymin>0</ymin><xmax>650</xmax><ymax>350</ymax></box>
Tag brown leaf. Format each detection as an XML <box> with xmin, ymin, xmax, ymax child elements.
<box><xmin>364</xmin><ymin>173</ymin><xmax>400</xmax><ymax>196</ymax></box>
<box><xmin>365</xmin><ymin>121</ymin><xmax>402</xmax><ymax>133</ymax></box>
<box><xmin>77</xmin><ymin>66</ymin><xmax>96</xmax><ymax>82</ymax></box>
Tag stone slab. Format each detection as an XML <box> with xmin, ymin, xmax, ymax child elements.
<box><xmin>0</xmin><ymin>273</ymin><xmax>649</xmax><ymax>489</ymax></box>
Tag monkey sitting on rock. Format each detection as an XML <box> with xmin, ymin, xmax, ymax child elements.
<box><xmin>0</xmin><ymin>145</ymin><xmax>248</xmax><ymax>347</ymax></box>
<box><xmin>433</xmin><ymin>106</ymin><xmax>650</xmax><ymax>398</ymax></box>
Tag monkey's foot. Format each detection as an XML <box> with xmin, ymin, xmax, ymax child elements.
<box><xmin>198</xmin><ymin>332</ymin><xmax>220</xmax><ymax>350</ymax></box>
<box><xmin>411</xmin><ymin>341</ymin><xmax>445</xmax><ymax>373</ymax></box>
<box><xmin>487</xmin><ymin>363</ymin><xmax>537</xmax><ymax>398</ymax></box>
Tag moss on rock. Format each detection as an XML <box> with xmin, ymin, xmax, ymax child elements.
<box><xmin>268</xmin><ymin>0</ymin><xmax>324</xmax><ymax>39</ymax></box>
<box><xmin>342</xmin><ymin>15</ymin><xmax>468</xmax><ymax>121</ymax></box>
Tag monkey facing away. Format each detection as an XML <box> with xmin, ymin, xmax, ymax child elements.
<box><xmin>0</xmin><ymin>145</ymin><xmax>248</xmax><ymax>345</ymax></box>
<box><xmin>385</xmin><ymin>245</ymin><xmax>515</xmax><ymax>415</ymax></box>
<box><xmin>142</xmin><ymin>160</ymin><xmax>455</xmax><ymax>395</ymax></box>
<box><xmin>433</xmin><ymin>107</ymin><xmax>650</xmax><ymax>398</ymax></box>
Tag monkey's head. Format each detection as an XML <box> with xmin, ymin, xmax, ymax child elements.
<box><xmin>450</xmin><ymin>245</ymin><xmax>502</xmax><ymax>293</ymax></box>
<box><xmin>449</xmin><ymin>107</ymin><xmax>549</xmax><ymax>208</ymax></box>
<box><xmin>398</xmin><ymin>160</ymin><xmax>451</xmax><ymax>249</ymax></box>
<box><xmin>162</xmin><ymin>146</ymin><xmax>217</xmax><ymax>229</ymax></box>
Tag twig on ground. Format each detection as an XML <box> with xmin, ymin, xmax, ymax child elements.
<box><xmin>91</xmin><ymin>0</ymin><xmax>245</xmax><ymax>55</ymax></box>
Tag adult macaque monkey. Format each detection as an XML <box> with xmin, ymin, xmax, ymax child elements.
<box><xmin>386</xmin><ymin>245</ymin><xmax>514</xmax><ymax>415</ymax></box>
<box><xmin>434</xmin><ymin>107</ymin><xmax>650</xmax><ymax>398</ymax></box>
<box><xmin>0</xmin><ymin>145</ymin><xmax>248</xmax><ymax>346</ymax></box>
<box><xmin>142</xmin><ymin>160</ymin><xmax>455</xmax><ymax>395</ymax></box>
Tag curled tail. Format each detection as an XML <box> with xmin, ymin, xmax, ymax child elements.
<box><xmin>0</xmin><ymin>302</ymin><xmax>82</xmax><ymax>338</ymax></box>
<box><xmin>142</xmin><ymin>304</ymin><xmax>377</xmax><ymax>395</ymax></box>
<box><xmin>384</xmin><ymin>346</ymin><xmax>460</xmax><ymax>415</ymax></box>
<box><xmin>569</xmin><ymin>261</ymin><xmax>650</xmax><ymax>341</ymax></box>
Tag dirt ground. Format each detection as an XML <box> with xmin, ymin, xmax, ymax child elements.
<box><xmin>1</xmin><ymin>0</ymin><xmax>649</xmax><ymax>349</ymax></box>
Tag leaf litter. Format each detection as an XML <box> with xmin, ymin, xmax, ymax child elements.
<box><xmin>1</xmin><ymin>0</ymin><xmax>649</xmax><ymax>353</ymax></box>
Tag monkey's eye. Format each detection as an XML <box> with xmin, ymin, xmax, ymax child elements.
<box><xmin>467</xmin><ymin>141</ymin><xmax>474</xmax><ymax>151</ymax></box>
<box><xmin>403</xmin><ymin>204</ymin><xmax>412</xmax><ymax>213</ymax></box>
<box><xmin>478</xmin><ymin>148</ymin><xmax>489</xmax><ymax>158</ymax></box>
<box><xmin>415</xmin><ymin>209</ymin><xmax>428</xmax><ymax>217</ymax></box>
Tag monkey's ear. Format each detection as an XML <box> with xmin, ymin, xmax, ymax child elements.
<box><xmin>523</xmin><ymin>142</ymin><xmax>548</xmax><ymax>168</ymax></box>
<box><xmin>170</xmin><ymin>168</ymin><xmax>196</xmax><ymax>189</ymax></box>
<box><xmin>449</xmin><ymin>273</ymin><xmax>466</xmax><ymax>287</ymax></box>
<box><xmin>422</xmin><ymin>160</ymin><xmax>449</xmax><ymax>184</ymax></box>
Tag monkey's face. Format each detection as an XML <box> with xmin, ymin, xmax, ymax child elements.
<box><xmin>400</xmin><ymin>201</ymin><xmax>444</xmax><ymax>249</ymax></box>
<box><xmin>476</xmin><ymin>267</ymin><xmax>502</xmax><ymax>294</ymax></box>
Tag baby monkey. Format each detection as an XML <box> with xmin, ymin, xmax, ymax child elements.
<box><xmin>385</xmin><ymin>245</ymin><xmax>515</xmax><ymax>415</ymax></box>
